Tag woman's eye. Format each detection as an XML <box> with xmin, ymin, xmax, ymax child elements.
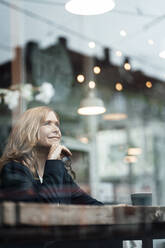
<box><xmin>44</xmin><ymin>121</ymin><xmax>50</xmax><ymax>125</ymax></box>
<box><xmin>44</xmin><ymin>121</ymin><xmax>60</xmax><ymax>128</ymax></box>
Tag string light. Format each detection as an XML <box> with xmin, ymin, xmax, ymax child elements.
<box><xmin>124</xmin><ymin>62</ymin><xmax>131</xmax><ymax>71</ymax></box>
<box><xmin>77</xmin><ymin>74</ymin><xmax>85</xmax><ymax>83</ymax></box>
<box><xmin>115</xmin><ymin>82</ymin><xmax>123</xmax><ymax>91</ymax></box>
<box><xmin>89</xmin><ymin>81</ymin><xmax>96</xmax><ymax>89</ymax></box>
<box><xmin>120</xmin><ymin>30</ymin><xmax>127</xmax><ymax>37</ymax></box>
<box><xmin>146</xmin><ymin>81</ymin><xmax>152</xmax><ymax>88</ymax></box>
<box><xmin>93</xmin><ymin>66</ymin><xmax>101</xmax><ymax>74</ymax></box>
<box><xmin>116</xmin><ymin>50</ymin><xmax>122</xmax><ymax>57</ymax></box>
<box><xmin>88</xmin><ymin>41</ymin><xmax>96</xmax><ymax>48</ymax></box>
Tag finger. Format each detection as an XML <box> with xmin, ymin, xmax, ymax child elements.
<box><xmin>48</xmin><ymin>145</ymin><xmax>63</xmax><ymax>159</ymax></box>
<box><xmin>49</xmin><ymin>143</ymin><xmax>59</xmax><ymax>152</ymax></box>
<box><xmin>62</xmin><ymin>146</ymin><xmax>72</xmax><ymax>155</ymax></box>
<box><xmin>61</xmin><ymin>146</ymin><xmax>72</xmax><ymax>156</ymax></box>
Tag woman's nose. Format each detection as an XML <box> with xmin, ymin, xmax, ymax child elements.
<box><xmin>52</xmin><ymin>126</ymin><xmax>60</xmax><ymax>135</ymax></box>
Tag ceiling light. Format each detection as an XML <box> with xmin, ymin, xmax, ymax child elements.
<box><xmin>89</xmin><ymin>81</ymin><xmax>96</xmax><ymax>89</ymax></box>
<box><xmin>77</xmin><ymin>74</ymin><xmax>85</xmax><ymax>83</ymax></box>
<box><xmin>78</xmin><ymin>91</ymin><xmax>106</xmax><ymax>115</ymax></box>
<box><xmin>159</xmin><ymin>50</ymin><xmax>165</xmax><ymax>59</ymax></box>
<box><xmin>65</xmin><ymin>0</ymin><xmax>115</xmax><ymax>16</ymax></box>
<box><xmin>88</xmin><ymin>41</ymin><xmax>96</xmax><ymax>48</ymax></box>
<box><xmin>93</xmin><ymin>66</ymin><xmax>101</xmax><ymax>74</ymax></box>
<box><xmin>120</xmin><ymin>30</ymin><xmax>127</xmax><ymax>37</ymax></box>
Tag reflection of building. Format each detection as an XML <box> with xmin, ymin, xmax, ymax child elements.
<box><xmin>1</xmin><ymin>37</ymin><xmax>165</xmax><ymax>205</ymax></box>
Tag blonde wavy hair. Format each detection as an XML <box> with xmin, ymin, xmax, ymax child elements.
<box><xmin>0</xmin><ymin>106</ymin><xmax>56</xmax><ymax>174</ymax></box>
<box><xmin>0</xmin><ymin>106</ymin><xmax>75</xmax><ymax>178</ymax></box>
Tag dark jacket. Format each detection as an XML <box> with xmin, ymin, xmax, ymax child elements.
<box><xmin>0</xmin><ymin>160</ymin><xmax>103</xmax><ymax>205</ymax></box>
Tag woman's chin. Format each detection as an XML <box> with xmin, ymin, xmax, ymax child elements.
<box><xmin>37</xmin><ymin>142</ymin><xmax>51</xmax><ymax>148</ymax></box>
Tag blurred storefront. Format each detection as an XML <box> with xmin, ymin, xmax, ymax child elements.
<box><xmin>1</xmin><ymin>0</ymin><xmax>165</xmax><ymax>210</ymax></box>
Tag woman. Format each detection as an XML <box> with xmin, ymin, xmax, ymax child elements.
<box><xmin>0</xmin><ymin>106</ymin><xmax>102</xmax><ymax>205</ymax></box>
<box><xmin>0</xmin><ymin>106</ymin><xmax>122</xmax><ymax>248</ymax></box>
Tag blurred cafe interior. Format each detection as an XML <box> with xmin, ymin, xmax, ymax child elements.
<box><xmin>1</xmin><ymin>0</ymin><xmax>165</xmax><ymax>209</ymax></box>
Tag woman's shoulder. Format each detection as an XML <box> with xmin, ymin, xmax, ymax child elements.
<box><xmin>1</xmin><ymin>160</ymin><xmax>32</xmax><ymax>175</ymax></box>
<box><xmin>2</xmin><ymin>160</ymin><xmax>25</xmax><ymax>168</ymax></box>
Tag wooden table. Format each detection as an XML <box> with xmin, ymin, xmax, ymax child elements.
<box><xmin>0</xmin><ymin>202</ymin><xmax>165</xmax><ymax>248</ymax></box>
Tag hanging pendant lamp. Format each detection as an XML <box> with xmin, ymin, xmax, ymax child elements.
<box><xmin>103</xmin><ymin>93</ymin><xmax>128</xmax><ymax>121</ymax></box>
<box><xmin>78</xmin><ymin>91</ymin><xmax>106</xmax><ymax>115</ymax></box>
<box><xmin>65</xmin><ymin>0</ymin><xmax>115</xmax><ymax>16</ymax></box>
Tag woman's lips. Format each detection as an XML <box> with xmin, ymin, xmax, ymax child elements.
<box><xmin>48</xmin><ymin>136</ymin><xmax>60</xmax><ymax>139</ymax></box>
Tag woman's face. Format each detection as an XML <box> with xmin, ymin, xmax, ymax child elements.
<box><xmin>37</xmin><ymin>111</ymin><xmax>61</xmax><ymax>147</ymax></box>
